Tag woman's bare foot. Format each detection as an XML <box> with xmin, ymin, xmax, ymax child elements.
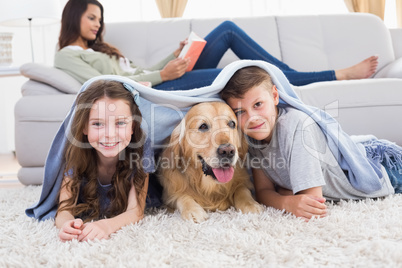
<box><xmin>335</xmin><ymin>55</ymin><xmax>378</xmax><ymax>80</ymax></box>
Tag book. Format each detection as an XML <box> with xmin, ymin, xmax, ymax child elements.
<box><xmin>178</xmin><ymin>31</ymin><xmax>207</xmax><ymax>72</ymax></box>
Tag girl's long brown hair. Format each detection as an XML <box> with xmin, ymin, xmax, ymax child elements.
<box><xmin>58</xmin><ymin>0</ymin><xmax>123</xmax><ymax>59</ymax></box>
<box><xmin>57</xmin><ymin>80</ymin><xmax>147</xmax><ymax>222</ymax></box>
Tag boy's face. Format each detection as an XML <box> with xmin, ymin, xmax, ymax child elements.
<box><xmin>226</xmin><ymin>83</ymin><xmax>279</xmax><ymax>143</ymax></box>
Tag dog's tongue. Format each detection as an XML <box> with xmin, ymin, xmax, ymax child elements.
<box><xmin>212</xmin><ymin>167</ymin><xmax>234</xmax><ymax>183</ymax></box>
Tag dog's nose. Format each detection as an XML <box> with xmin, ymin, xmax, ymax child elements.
<box><xmin>217</xmin><ymin>144</ymin><xmax>235</xmax><ymax>159</ymax></box>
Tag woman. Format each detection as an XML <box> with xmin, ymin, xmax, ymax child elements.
<box><xmin>55</xmin><ymin>0</ymin><xmax>379</xmax><ymax>90</ymax></box>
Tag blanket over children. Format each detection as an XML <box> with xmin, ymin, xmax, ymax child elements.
<box><xmin>26</xmin><ymin>60</ymin><xmax>395</xmax><ymax>221</ymax></box>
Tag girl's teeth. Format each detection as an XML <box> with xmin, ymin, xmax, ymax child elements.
<box><xmin>103</xmin><ymin>143</ymin><xmax>117</xmax><ymax>147</ymax></box>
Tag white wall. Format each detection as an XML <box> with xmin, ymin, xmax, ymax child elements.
<box><xmin>100</xmin><ymin>0</ymin><xmax>397</xmax><ymax>26</ymax></box>
<box><xmin>0</xmin><ymin>23</ymin><xmax>60</xmax><ymax>153</ymax></box>
<box><xmin>0</xmin><ymin>0</ymin><xmax>399</xmax><ymax>153</ymax></box>
<box><xmin>99</xmin><ymin>0</ymin><xmax>350</xmax><ymax>22</ymax></box>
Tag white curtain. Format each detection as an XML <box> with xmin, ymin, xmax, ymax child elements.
<box><xmin>396</xmin><ymin>0</ymin><xmax>402</xmax><ymax>27</ymax></box>
<box><xmin>155</xmin><ymin>0</ymin><xmax>188</xmax><ymax>18</ymax></box>
<box><xmin>344</xmin><ymin>0</ymin><xmax>386</xmax><ymax>20</ymax></box>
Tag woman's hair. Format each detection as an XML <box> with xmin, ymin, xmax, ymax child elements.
<box><xmin>57</xmin><ymin>80</ymin><xmax>146</xmax><ymax>222</ymax></box>
<box><xmin>58</xmin><ymin>0</ymin><xmax>123</xmax><ymax>59</ymax></box>
<box><xmin>220</xmin><ymin>66</ymin><xmax>274</xmax><ymax>101</ymax></box>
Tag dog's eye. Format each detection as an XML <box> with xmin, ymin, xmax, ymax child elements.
<box><xmin>198</xmin><ymin>123</ymin><xmax>209</xmax><ymax>132</ymax></box>
<box><xmin>228</xmin><ymin>120</ymin><xmax>236</xmax><ymax>129</ymax></box>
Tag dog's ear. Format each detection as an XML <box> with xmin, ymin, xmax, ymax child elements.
<box><xmin>237</xmin><ymin>132</ymin><xmax>249</xmax><ymax>161</ymax></box>
<box><xmin>163</xmin><ymin>119</ymin><xmax>185</xmax><ymax>166</ymax></box>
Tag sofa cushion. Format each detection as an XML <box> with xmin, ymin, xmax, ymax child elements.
<box><xmin>297</xmin><ymin>78</ymin><xmax>402</xmax><ymax>110</ymax></box>
<box><xmin>374</xmin><ymin>57</ymin><xmax>402</xmax><ymax>79</ymax></box>
<box><xmin>17</xmin><ymin>167</ymin><xmax>44</xmax><ymax>185</ymax></box>
<box><xmin>20</xmin><ymin>63</ymin><xmax>82</xmax><ymax>94</ymax></box>
<box><xmin>389</xmin><ymin>28</ymin><xmax>402</xmax><ymax>59</ymax></box>
<box><xmin>296</xmin><ymin>78</ymin><xmax>402</xmax><ymax>145</ymax></box>
<box><xmin>21</xmin><ymin>80</ymin><xmax>64</xmax><ymax>96</ymax></box>
<box><xmin>14</xmin><ymin>94</ymin><xmax>76</xmax><ymax>168</ymax></box>
<box><xmin>276</xmin><ymin>13</ymin><xmax>394</xmax><ymax>73</ymax></box>
<box><xmin>104</xmin><ymin>19</ymin><xmax>191</xmax><ymax>67</ymax></box>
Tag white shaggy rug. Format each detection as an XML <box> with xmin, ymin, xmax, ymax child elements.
<box><xmin>1</xmin><ymin>186</ymin><xmax>401</xmax><ymax>267</ymax></box>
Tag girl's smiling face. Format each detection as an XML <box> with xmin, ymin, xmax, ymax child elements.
<box><xmin>226</xmin><ymin>83</ymin><xmax>279</xmax><ymax>143</ymax></box>
<box><xmin>84</xmin><ymin>97</ymin><xmax>133</xmax><ymax>160</ymax></box>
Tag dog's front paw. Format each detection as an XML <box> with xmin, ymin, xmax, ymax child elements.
<box><xmin>237</xmin><ymin>200</ymin><xmax>263</xmax><ymax>214</ymax></box>
<box><xmin>181</xmin><ymin>206</ymin><xmax>209</xmax><ymax>223</ymax></box>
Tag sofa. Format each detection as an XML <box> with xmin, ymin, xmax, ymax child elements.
<box><xmin>15</xmin><ymin>13</ymin><xmax>402</xmax><ymax>185</ymax></box>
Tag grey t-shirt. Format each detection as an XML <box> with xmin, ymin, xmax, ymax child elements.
<box><xmin>248</xmin><ymin>106</ymin><xmax>394</xmax><ymax>201</ymax></box>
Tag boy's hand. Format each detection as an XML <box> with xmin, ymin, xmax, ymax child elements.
<box><xmin>59</xmin><ymin>218</ymin><xmax>83</xmax><ymax>242</ymax></box>
<box><xmin>78</xmin><ymin>220</ymin><xmax>112</xmax><ymax>242</ymax></box>
<box><xmin>284</xmin><ymin>194</ymin><xmax>327</xmax><ymax>221</ymax></box>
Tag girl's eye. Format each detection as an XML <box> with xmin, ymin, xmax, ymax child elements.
<box><xmin>117</xmin><ymin>121</ymin><xmax>127</xmax><ymax>126</ymax></box>
<box><xmin>92</xmin><ymin>122</ymin><xmax>102</xmax><ymax>127</ymax></box>
<box><xmin>228</xmin><ymin>120</ymin><xmax>236</xmax><ymax>129</ymax></box>
<box><xmin>254</xmin><ymin>102</ymin><xmax>262</xmax><ymax>108</ymax></box>
<box><xmin>198</xmin><ymin>123</ymin><xmax>209</xmax><ymax>132</ymax></box>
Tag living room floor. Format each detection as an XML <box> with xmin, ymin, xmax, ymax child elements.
<box><xmin>0</xmin><ymin>153</ymin><xmax>24</xmax><ymax>189</ymax></box>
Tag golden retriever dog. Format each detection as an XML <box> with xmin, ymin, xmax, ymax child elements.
<box><xmin>158</xmin><ymin>102</ymin><xmax>262</xmax><ymax>222</ymax></box>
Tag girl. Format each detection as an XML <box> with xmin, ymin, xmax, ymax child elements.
<box><xmin>55</xmin><ymin>79</ymin><xmax>154</xmax><ymax>242</ymax></box>
<box><xmin>55</xmin><ymin>0</ymin><xmax>378</xmax><ymax>90</ymax></box>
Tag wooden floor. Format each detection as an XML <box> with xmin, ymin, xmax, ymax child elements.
<box><xmin>0</xmin><ymin>153</ymin><xmax>24</xmax><ymax>188</ymax></box>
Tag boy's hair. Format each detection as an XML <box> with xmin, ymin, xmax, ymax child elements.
<box><xmin>57</xmin><ymin>80</ymin><xmax>146</xmax><ymax>222</ymax></box>
<box><xmin>220</xmin><ymin>66</ymin><xmax>274</xmax><ymax>101</ymax></box>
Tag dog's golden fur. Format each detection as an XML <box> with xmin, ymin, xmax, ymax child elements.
<box><xmin>158</xmin><ymin>102</ymin><xmax>262</xmax><ymax>222</ymax></box>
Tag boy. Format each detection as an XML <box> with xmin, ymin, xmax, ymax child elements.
<box><xmin>220</xmin><ymin>65</ymin><xmax>400</xmax><ymax>221</ymax></box>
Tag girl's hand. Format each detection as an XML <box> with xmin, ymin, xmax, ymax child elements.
<box><xmin>138</xmin><ymin>81</ymin><xmax>151</xmax><ymax>87</ymax></box>
<box><xmin>59</xmin><ymin>218</ymin><xmax>84</xmax><ymax>242</ymax></box>
<box><xmin>160</xmin><ymin>58</ymin><xmax>190</xmax><ymax>81</ymax></box>
<box><xmin>78</xmin><ymin>220</ymin><xmax>112</xmax><ymax>242</ymax></box>
<box><xmin>174</xmin><ymin>39</ymin><xmax>188</xmax><ymax>57</ymax></box>
<box><xmin>284</xmin><ymin>194</ymin><xmax>327</xmax><ymax>221</ymax></box>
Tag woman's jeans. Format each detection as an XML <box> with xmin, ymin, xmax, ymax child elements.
<box><xmin>154</xmin><ymin>21</ymin><xmax>336</xmax><ymax>91</ymax></box>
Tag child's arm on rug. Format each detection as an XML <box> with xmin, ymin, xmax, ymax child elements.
<box><xmin>55</xmin><ymin>176</ymin><xmax>84</xmax><ymax>242</ymax></box>
<box><xmin>77</xmin><ymin>175</ymin><xmax>149</xmax><ymax>242</ymax></box>
<box><xmin>252</xmin><ymin>168</ymin><xmax>327</xmax><ymax>221</ymax></box>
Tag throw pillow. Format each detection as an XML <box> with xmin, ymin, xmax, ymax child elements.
<box><xmin>20</xmin><ymin>63</ymin><xmax>82</xmax><ymax>94</ymax></box>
